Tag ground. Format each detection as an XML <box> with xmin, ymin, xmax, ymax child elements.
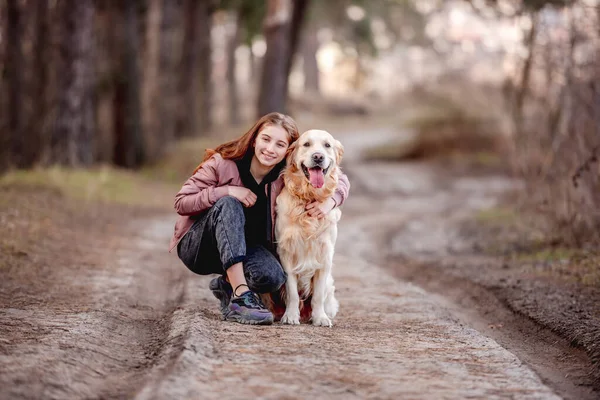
<box><xmin>0</xmin><ymin>124</ymin><xmax>599</xmax><ymax>399</ymax></box>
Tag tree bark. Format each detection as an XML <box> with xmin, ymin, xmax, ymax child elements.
<box><xmin>302</xmin><ymin>27</ymin><xmax>320</xmax><ymax>95</ymax></box>
<box><xmin>30</xmin><ymin>0</ymin><xmax>50</xmax><ymax>167</ymax></box>
<box><xmin>157</xmin><ymin>0</ymin><xmax>179</xmax><ymax>151</ymax></box>
<box><xmin>283</xmin><ymin>0</ymin><xmax>310</xmax><ymax>100</ymax></box>
<box><xmin>198</xmin><ymin>1</ymin><xmax>213</xmax><ymax>131</ymax></box>
<box><xmin>51</xmin><ymin>0</ymin><xmax>95</xmax><ymax>166</ymax></box>
<box><xmin>227</xmin><ymin>11</ymin><xmax>243</xmax><ymax>125</ymax></box>
<box><xmin>258</xmin><ymin>0</ymin><xmax>292</xmax><ymax>117</ymax></box>
<box><xmin>248</xmin><ymin>47</ymin><xmax>257</xmax><ymax>83</ymax></box>
<box><xmin>113</xmin><ymin>0</ymin><xmax>144</xmax><ymax>168</ymax></box>
<box><xmin>141</xmin><ymin>0</ymin><xmax>162</xmax><ymax>162</ymax></box>
<box><xmin>176</xmin><ymin>0</ymin><xmax>201</xmax><ymax>138</ymax></box>
<box><xmin>514</xmin><ymin>12</ymin><xmax>539</xmax><ymax>133</ymax></box>
<box><xmin>4</xmin><ymin>0</ymin><xmax>23</xmax><ymax>169</ymax></box>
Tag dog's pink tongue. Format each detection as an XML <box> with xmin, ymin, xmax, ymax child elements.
<box><xmin>308</xmin><ymin>168</ymin><xmax>325</xmax><ymax>188</ymax></box>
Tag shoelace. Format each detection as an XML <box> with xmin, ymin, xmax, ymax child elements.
<box><xmin>237</xmin><ymin>291</ymin><xmax>265</xmax><ymax>309</ymax></box>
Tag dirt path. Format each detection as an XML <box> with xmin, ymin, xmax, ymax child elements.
<box><xmin>336</xmin><ymin>128</ymin><xmax>597</xmax><ymax>400</ymax></box>
<box><xmin>0</xmin><ymin>128</ymin><xmax>595</xmax><ymax>399</ymax></box>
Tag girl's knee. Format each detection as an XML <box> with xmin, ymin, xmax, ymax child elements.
<box><xmin>251</xmin><ymin>268</ymin><xmax>286</xmax><ymax>294</ymax></box>
<box><xmin>213</xmin><ymin>196</ymin><xmax>245</xmax><ymax>223</ymax></box>
<box><xmin>270</xmin><ymin>268</ymin><xmax>287</xmax><ymax>292</ymax></box>
<box><xmin>215</xmin><ymin>196</ymin><xmax>243</xmax><ymax>211</ymax></box>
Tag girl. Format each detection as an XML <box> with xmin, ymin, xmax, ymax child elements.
<box><xmin>169</xmin><ymin>112</ymin><xmax>350</xmax><ymax>325</ymax></box>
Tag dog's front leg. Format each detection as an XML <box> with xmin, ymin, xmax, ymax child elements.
<box><xmin>311</xmin><ymin>269</ymin><xmax>333</xmax><ymax>327</ymax></box>
<box><xmin>281</xmin><ymin>272</ymin><xmax>301</xmax><ymax>325</ymax></box>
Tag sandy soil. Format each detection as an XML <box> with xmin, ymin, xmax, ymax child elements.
<box><xmin>0</xmin><ymin>128</ymin><xmax>598</xmax><ymax>399</ymax></box>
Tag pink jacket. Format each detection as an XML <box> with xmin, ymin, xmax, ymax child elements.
<box><xmin>169</xmin><ymin>153</ymin><xmax>350</xmax><ymax>252</ymax></box>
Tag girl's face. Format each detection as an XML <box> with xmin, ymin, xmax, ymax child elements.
<box><xmin>253</xmin><ymin>125</ymin><xmax>290</xmax><ymax>168</ymax></box>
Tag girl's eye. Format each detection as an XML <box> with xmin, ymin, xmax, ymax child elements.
<box><xmin>262</xmin><ymin>137</ymin><xmax>269</xmax><ymax>142</ymax></box>
<box><xmin>277</xmin><ymin>143</ymin><xmax>286</xmax><ymax>148</ymax></box>
<box><xmin>324</xmin><ymin>142</ymin><xmax>331</xmax><ymax>148</ymax></box>
<box><xmin>303</xmin><ymin>142</ymin><xmax>310</xmax><ymax>147</ymax></box>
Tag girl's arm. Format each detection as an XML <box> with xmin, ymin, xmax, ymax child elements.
<box><xmin>332</xmin><ymin>172</ymin><xmax>350</xmax><ymax>207</ymax></box>
<box><xmin>174</xmin><ymin>157</ymin><xmax>231</xmax><ymax>216</ymax></box>
<box><xmin>305</xmin><ymin>171</ymin><xmax>351</xmax><ymax>218</ymax></box>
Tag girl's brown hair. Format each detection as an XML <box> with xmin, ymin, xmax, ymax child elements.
<box><xmin>193</xmin><ymin>112</ymin><xmax>299</xmax><ymax>174</ymax></box>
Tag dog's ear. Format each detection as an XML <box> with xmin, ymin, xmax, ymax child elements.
<box><xmin>334</xmin><ymin>140</ymin><xmax>344</xmax><ymax>165</ymax></box>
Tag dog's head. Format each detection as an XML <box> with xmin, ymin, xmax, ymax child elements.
<box><xmin>284</xmin><ymin>129</ymin><xmax>344</xmax><ymax>200</ymax></box>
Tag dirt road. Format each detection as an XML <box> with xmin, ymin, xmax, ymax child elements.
<box><xmin>0</xmin><ymin>128</ymin><xmax>595</xmax><ymax>399</ymax></box>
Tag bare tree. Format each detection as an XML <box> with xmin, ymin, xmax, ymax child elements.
<box><xmin>141</xmin><ymin>0</ymin><xmax>162</xmax><ymax>162</ymax></box>
<box><xmin>51</xmin><ymin>0</ymin><xmax>96</xmax><ymax>166</ymax></box>
<box><xmin>156</xmin><ymin>0</ymin><xmax>180</xmax><ymax>155</ymax></box>
<box><xmin>3</xmin><ymin>0</ymin><xmax>23</xmax><ymax>169</ymax></box>
<box><xmin>113</xmin><ymin>0</ymin><xmax>144</xmax><ymax>168</ymax></box>
<box><xmin>198</xmin><ymin>1</ymin><xmax>214</xmax><ymax>130</ymax></box>
<box><xmin>514</xmin><ymin>12</ymin><xmax>539</xmax><ymax>135</ymax></box>
<box><xmin>302</xmin><ymin>28</ymin><xmax>320</xmax><ymax>95</ymax></box>
<box><xmin>284</xmin><ymin>0</ymin><xmax>311</xmax><ymax>100</ymax></box>
<box><xmin>258</xmin><ymin>0</ymin><xmax>292</xmax><ymax>117</ymax></box>
<box><xmin>177</xmin><ymin>0</ymin><xmax>202</xmax><ymax>138</ymax></box>
<box><xmin>227</xmin><ymin>10</ymin><xmax>243</xmax><ymax>125</ymax></box>
<box><xmin>30</xmin><ymin>0</ymin><xmax>50</xmax><ymax>167</ymax></box>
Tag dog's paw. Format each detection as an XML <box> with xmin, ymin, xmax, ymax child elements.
<box><xmin>281</xmin><ymin>312</ymin><xmax>300</xmax><ymax>325</ymax></box>
<box><xmin>311</xmin><ymin>313</ymin><xmax>332</xmax><ymax>327</ymax></box>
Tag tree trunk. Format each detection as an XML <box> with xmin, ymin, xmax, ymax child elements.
<box><xmin>283</xmin><ymin>0</ymin><xmax>310</xmax><ymax>100</ymax></box>
<box><xmin>141</xmin><ymin>0</ymin><xmax>162</xmax><ymax>162</ymax></box>
<box><xmin>177</xmin><ymin>0</ymin><xmax>200</xmax><ymax>138</ymax></box>
<box><xmin>30</xmin><ymin>0</ymin><xmax>50</xmax><ymax>167</ymax></box>
<box><xmin>514</xmin><ymin>12</ymin><xmax>539</xmax><ymax>134</ymax></box>
<box><xmin>51</xmin><ymin>0</ymin><xmax>95</xmax><ymax>166</ymax></box>
<box><xmin>157</xmin><ymin>0</ymin><xmax>180</xmax><ymax>147</ymax></box>
<box><xmin>198</xmin><ymin>1</ymin><xmax>213</xmax><ymax>131</ymax></box>
<box><xmin>113</xmin><ymin>0</ymin><xmax>144</xmax><ymax>168</ymax></box>
<box><xmin>302</xmin><ymin>27</ymin><xmax>320</xmax><ymax>95</ymax></box>
<box><xmin>248</xmin><ymin>47</ymin><xmax>256</xmax><ymax>83</ymax></box>
<box><xmin>353</xmin><ymin>46</ymin><xmax>362</xmax><ymax>90</ymax></box>
<box><xmin>4</xmin><ymin>0</ymin><xmax>23</xmax><ymax>169</ymax></box>
<box><xmin>227</xmin><ymin>11</ymin><xmax>243</xmax><ymax>125</ymax></box>
<box><xmin>258</xmin><ymin>0</ymin><xmax>292</xmax><ymax>117</ymax></box>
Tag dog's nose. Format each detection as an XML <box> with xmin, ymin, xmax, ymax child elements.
<box><xmin>312</xmin><ymin>153</ymin><xmax>324</xmax><ymax>164</ymax></box>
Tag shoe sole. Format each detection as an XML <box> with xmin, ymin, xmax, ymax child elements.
<box><xmin>225</xmin><ymin>313</ymin><xmax>274</xmax><ymax>325</ymax></box>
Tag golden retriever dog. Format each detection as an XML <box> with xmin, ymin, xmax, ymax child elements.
<box><xmin>275</xmin><ymin>129</ymin><xmax>344</xmax><ymax>327</ymax></box>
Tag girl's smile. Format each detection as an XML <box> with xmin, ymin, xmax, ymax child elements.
<box><xmin>253</xmin><ymin>125</ymin><xmax>290</xmax><ymax>168</ymax></box>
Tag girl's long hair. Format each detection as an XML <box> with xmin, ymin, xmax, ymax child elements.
<box><xmin>193</xmin><ymin>112</ymin><xmax>299</xmax><ymax>174</ymax></box>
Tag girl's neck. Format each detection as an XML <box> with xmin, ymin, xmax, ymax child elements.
<box><xmin>250</xmin><ymin>155</ymin><xmax>273</xmax><ymax>184</ymax></box>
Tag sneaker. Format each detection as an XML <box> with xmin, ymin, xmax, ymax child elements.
<box><xmin>209</xmin><ymin>276</ymin><xmax>233</xmax><ymax>316</ymax></box>
<box><xmin>224</xmin><ymin>291</ymin><xmax>274</xmax><ymax>325</ymax></box>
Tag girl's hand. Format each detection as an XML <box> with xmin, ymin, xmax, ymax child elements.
<box><xmin>228</xmin><ymin>187</ymin><xmax>257</xmax><ymax>207</ymax></box>
<box><xmin>305</xmin><ymin>198</ymin><xmax>336</xmax><ymax>219</ymax></box>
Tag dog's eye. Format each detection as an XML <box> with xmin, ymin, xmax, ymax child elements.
<box><xmin>324</xmin><ymin>142</ymin><xmax>331</xmax><ymax>148</ymax></box>
<box><xmin>303</xmin><ymin>142</ymin><xmax>310</xmax><ymax>147</ymax></box>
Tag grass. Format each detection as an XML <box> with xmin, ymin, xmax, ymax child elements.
<box><xmin>0</xmin><ymin>165</ymin><xmax>178</xmax><ymax>209</ymax></box>
<box><xmin>472</xmin><ymin>205</ymin><xmax>600</xmax><ymax>286</ymax></box>
<box><xmin>362</xmin><ymin>91</ymin><xmax>508</xmax><ymax>164</ymax></box>
<box><xmin>475</xmin><ymin>207</ymin><xmax>519</xmax><ymax>223</ymax></box>
<box><xmin>141</xmin><ymin>136</ymin><xmax>222</xmax><ymax>185</ymax></box>
<box><xmin>514</xmin><ymin>247</ymin><xmax>581</xmax><ymax>262</ymax></box>
<box><xmin>0</xmin><ymin>128</ymin><xmax>239</xmax><ymax>210</ymax></box>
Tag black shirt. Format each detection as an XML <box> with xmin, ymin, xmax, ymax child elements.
<box><xmin>235</xmin><ymin>152</ymin><xmax>284</xmax><ymax>248</ymax></box>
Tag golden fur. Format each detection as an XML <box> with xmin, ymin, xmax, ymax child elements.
<box><xmin>275</xmin><ymin>129</ymin><xmax>344</xmax><ymax>327</ymax></box>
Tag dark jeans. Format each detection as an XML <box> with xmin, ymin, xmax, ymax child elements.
<box><xmin>177</xmin><ymin>196</ymin><xmax>286</xmax><ymax>294</ymax></box>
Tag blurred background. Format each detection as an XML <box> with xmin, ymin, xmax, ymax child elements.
<box><xmin>2</xmin><ymin>1</ymin><xmax>600</xmax><ymax>393</ymax></box>
<box><xmin>1</xmin><ymin>0</ymin><xmax>599</xmax><ymax>253</ymax></box>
